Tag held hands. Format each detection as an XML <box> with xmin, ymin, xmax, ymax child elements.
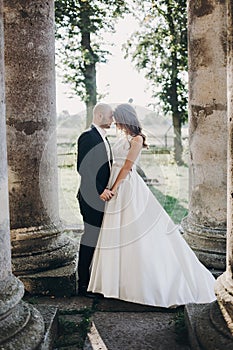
<box><xmin>100</xmin><ymin>188</ymin><xmax>115</xmax><ymax>201</ymax></box>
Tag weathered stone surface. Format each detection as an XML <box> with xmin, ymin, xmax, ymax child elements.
<box><xmin>0</xmin><ymin>275</ymin><xmax>24</xmax><ymax>314</ymax></box>
<box><xmin>4</xmin><ymin>0</ymin><xmax>56</xmax><ymax>224</ymax></box>
<box><xmin>0</xmin><ymin>2</ymin><xmax>45</xmax><ymax>348</ymax></box>
<box><xmin>36</xmin><ymin>305</ymin><xmax>58</xmax><ymax>350</ymax></box>
<box><xmin>187</xmin><ymin>0</ymin><xmax>227</xmax><ymax>226</ymax></box>
<box><xmin>214</xmin><ymin>0</ymin><xmax>233</xmax><ymax>337</ymax></box>
<box><xmin>4</xmin><ymin>0</ymin><xmax>58</xmax><ymax>229</ymax></box>
<box><xmin>0</xmin><ymin>301</ymin><xmax>45</xmax><ymax>350</ymax></box>
<box><xmin>184</xmin><ymin>1</ymin><xmax>233</xmax><ymax>346</ymax></box>
<box><xmin>181</xmin><ymin>220</ymin><xmax>226</xmax><ymax>273</ymax></box>
<box><xmin>0</xmin><ymin>0</ymin><xmax>11</xmax><ymax>281</ymax></box>
<box><xmin>84</xmin><ymin>322</ymin><xmax>107</xmax><ymax>350</ymax></box>
<box><xmin>93</xmin><ymin>297</ymin><xmax>176</xmax><ymax>313</ymax></box>
<box><xmin>3</xmin><ymin>0</ymin><xmax>77</xmax><ymax>293</ymax></box>
<box><xmin>189</xmin><ymin>0</ymin><xmax>215</xmax><ymax>19</ymax></box>
<box><xmin>4</xmin><ymin>0</ymin><xmax>61</xmax><ymax>232</ymax></box>
<box><xmin>24</xmin><ymin>295</ymin><xmax>93</xmax><ymax>313</ymax></box>
<box><xmin>20</xmin><ymin>256</ymin><xmax>78</xmax><ymax>297</ymax></box>
<box><xmin>215</xmin><ymin>273</ymin><xmax>233</xmax><ymax>333</ymax></box>
<box><xmin>11</xmin><ymin>227</ymin><xmax>78</xmax><ymax>275</ymax></box>
<box><xmin>185</xmin><ymin>302</ymin><xmax>233</xmax><ymax>350</ymax></box>
<box><xmin>22</xmin><ymin>295</ymin><xmax>191</xmax><ymax>349</ymax></box>
<box><xmin>181</xmin><ymin>0</ymin><xmax>227</xmax><ymax>272</ymax></box>
<box><xmin>90</xmin><ymin>311</ymin><xmax>189</xmax><ymax>350</ymax></box>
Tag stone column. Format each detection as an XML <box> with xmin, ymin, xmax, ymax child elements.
<box><xmin>0</xmin><ymin>1</ymin><xmax>44</xmax><ymax>347</ymax></box>
<box><xmin>4</xmin><ymin>0</ymin><xmax>77</xmax><ymax>296</ymax></box>
<box><xmin>181</xmin><ymin>0</ymin><xmax>227</xmax><ymax>275</ymax></box>
<box><xmin>184</xmin><ymin>3</ymin><xmax>233</xmax><ymax>348</ymax></box>
<box><xmin>215</xmin><ymin>0</ymin><xmax>233</xmax><ymax>335</ymax></box>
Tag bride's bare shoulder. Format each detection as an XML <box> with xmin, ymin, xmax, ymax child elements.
<box><xmin>131</xmin><ymin>135</ymin><xmax>143</xmax><ymax>145</ymax></box>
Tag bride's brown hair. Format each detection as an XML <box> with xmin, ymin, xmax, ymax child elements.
<box><xmin>113</xmin><ymin>104</ymin><xmax>148</xmax><ymax>148</ymax></box>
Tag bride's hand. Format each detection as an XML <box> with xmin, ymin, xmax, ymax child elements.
<box><xmin>110</xmin><ymin>188</ymin><xmax>117</xmax><ymax>196</ymax></box>
<box><xmin>106</xmin><ymin>188</ymin><xmax>117</xmax><ymax>201</ymax></box>
<box><xmin>100</xmin><ymin>188</ymin><xmax>115</xmax><ymax>201</ymax></box>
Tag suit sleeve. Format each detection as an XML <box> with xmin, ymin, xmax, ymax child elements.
<box><xmin>77</xmin><ymin>132</ymin><xmax>107</xmax><ymax>195</ymax></box>
<box><xmin>77</xmin><ymin>132</ymin><xmax>95</xmax><ymax>174</ymax></box>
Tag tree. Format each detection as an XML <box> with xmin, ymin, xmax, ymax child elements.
<box><xmin>124</xmin><ymin>0</ymin><xmax>188</xmax><ymax>164</ymax></box>
<box><xmin>55</xmin><ymin>0</ymin><xmax>128</xmax><ymax>127</ymax></box>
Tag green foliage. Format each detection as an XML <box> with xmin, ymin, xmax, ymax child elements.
<box><xmin>55</xmin><ymin>0</ymin><xmax>128</xmax><ymax>103</ymax></box>
<box><xmin>124</xmin><ymin>0</ymin><xmax>188</xmax><ymax>124</ymax></box>
<box><xmin>58</xmin><ymin>318</ymin><xmax>79</xmax><ymax>335</ymax></box>
<box><xmin>55</xmin><ymin>307</ymin><xmax>94</xmax><ymax>348</ymax></box>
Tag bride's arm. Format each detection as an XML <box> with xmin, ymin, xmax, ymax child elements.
<box><xmin>111</xmin><ymin>135</ymin><xmax>143</xmax><ymax>194</ymax></box>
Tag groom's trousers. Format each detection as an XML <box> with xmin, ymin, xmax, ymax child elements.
<box><xmin>77</xmin><ymin>194</ymin><xmax>104</xmax><ymax>292</ymax></box>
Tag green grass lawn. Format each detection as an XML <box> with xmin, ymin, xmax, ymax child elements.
<box><xmin>148</xmin><ymin>186</ymin><xmax>188</xmax><ymax>224</ymax></box>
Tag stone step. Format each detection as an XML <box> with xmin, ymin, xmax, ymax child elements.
<box><xmin>36</xmin><ymin>305</ymin><xmax>58</xmax><ymax>350</ymax></box>
<box><xmin>84</xmin><ymin>298</ymin><xmax>190</xmax><ymax>350</ymax></box>
<box><xmin>84</xmin><ymin>322</ymin><xmax>107</xmax><ymax>350</ymax></box>
<box><xmin>24</xmin><ymin>296</ymin><xmax>190</xmax><ymax>349</ymax></box>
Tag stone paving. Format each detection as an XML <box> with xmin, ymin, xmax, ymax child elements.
<box><xmin>24</xmin><ymin>294</ymin><xmax>190</xmax><ymax>349</ymax></box>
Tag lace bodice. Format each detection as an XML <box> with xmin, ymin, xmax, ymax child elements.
<box><xmin>112</xmin><ymin>135</ymin><xmax>141</xmax><ymax>168</ymax></box>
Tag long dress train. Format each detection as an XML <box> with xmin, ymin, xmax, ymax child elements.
<box><xmin>88</xmin><ymin>135</ymin><xmax>216</xmax><ymax>307</ymax></box>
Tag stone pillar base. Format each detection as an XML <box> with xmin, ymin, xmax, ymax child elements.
<box><xmin>181</xmin><ymin>217</ymin><xmax>226</xmax><ymax>276</ymax></box>
<box><xmin>0</xmin><ymin>301</ymin><xmax>44</xmax><ymax>350</ymax></box>
<box><xmin>184</xmin><ymin>301</ymin><xmax>233</xmax><ymax>350</ymax></box>
<box><xmin>0</xmin><ymin>276</ymin><xmax>44</xmax><ymax>349</ymax></box>
<box><xmin>215</xmin><ymin>272</ymin><xmax>233</xmax><ymax>334</ymax></box>
<box><xmin>11</xmin><ymin>225</ymin><xmax>78</xmax><ymax>275</ymax></box>
<box><xmin>20</xmin><ymin>255</ymin><xmax>78</xmax><ymax>297</ymax></box>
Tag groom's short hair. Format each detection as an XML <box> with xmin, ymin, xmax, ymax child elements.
<box><xmin>93</xmin><ymin>103</ymin><xmax>111</xmax><ymax>120</ymax></box>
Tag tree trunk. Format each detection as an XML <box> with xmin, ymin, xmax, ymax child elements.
<box><xmin>80</xmin><ymin>17</ymin><xmax>97</xmax><ymax>127</ymax></box>
<box><xmin>86</xmin><ymin>98</ymin><xmax>95</xmax><ymax>128</ymax></box>
<box><xmin>84</xmin><ymin>61</ymin><xmax>97</xmax><ymax>128</ymax></box>
<box><xmin>172</xmin><ymin>113</ymin><xmax>183</xmax><ymax>165</ymax></box>
<box><xmin>167</xmin><ymin>0</ymin><xmax>183</xmax><ymax>164</ymax></box>
<box><xmin>170</xmin><ymin>60</ymin><xmax>183</xmax><ymax>164</ymax></box>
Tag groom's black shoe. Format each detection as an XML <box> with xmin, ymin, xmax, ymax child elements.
<box><xmin>78</xmin><ymin>287</ymin><xmax>96</xmax><ymax>299</ymax></box>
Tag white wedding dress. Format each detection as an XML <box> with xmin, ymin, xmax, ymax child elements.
<box><xmin>88</xmin><ymin>135</ymin><xmax>216</xmax><ymax>307</ymax></box>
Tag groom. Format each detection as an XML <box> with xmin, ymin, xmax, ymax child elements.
<box><xmin>77</xmin><ymin>103</ymin><xmax>114</xmax><ymax>296</ymax></box>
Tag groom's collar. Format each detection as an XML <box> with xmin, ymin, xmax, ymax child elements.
<box><xmin>92</xmin><ymin>123</ymin><xmax>107</xmax><ymax>139</ymax></box>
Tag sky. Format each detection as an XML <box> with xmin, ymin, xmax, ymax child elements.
<box><xmin>55</xmin><ymin>14</ymin><xmax>153</xmax><ymax>115</ymax></box>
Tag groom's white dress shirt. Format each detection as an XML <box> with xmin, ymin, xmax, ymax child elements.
<box><xmin>92</xmin><ymin>123</ymin><xmax>111</xmax><ymax>166</ymax></box>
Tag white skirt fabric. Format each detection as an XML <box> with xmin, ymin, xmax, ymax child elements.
<box><xmin>88</xmin><ymin>138</ymin><xmax>216</xmax><ymax>307</ymax></box>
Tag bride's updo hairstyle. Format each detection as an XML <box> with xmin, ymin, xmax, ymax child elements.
<box><xmin>114</xmin><ymin>103</ymin><xmax>148</xmax><ymax>148</ymax></box>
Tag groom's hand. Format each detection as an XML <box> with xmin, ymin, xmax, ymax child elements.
<box><xmin>100</xmin><ymin>189</ymin><xmax>114</xmax><ymax>201</ymax></box>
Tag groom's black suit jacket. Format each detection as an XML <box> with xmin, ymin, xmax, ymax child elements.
<box><xmin>77</xmin><ymin>125</ymin><xmax>111</xmax><ymax>226</ymax></box>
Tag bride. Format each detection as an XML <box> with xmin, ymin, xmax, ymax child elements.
<box><xmin>88</xmin><ymin>103</ymin><xmax>216</xmax><ymax>307</ymax></box>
